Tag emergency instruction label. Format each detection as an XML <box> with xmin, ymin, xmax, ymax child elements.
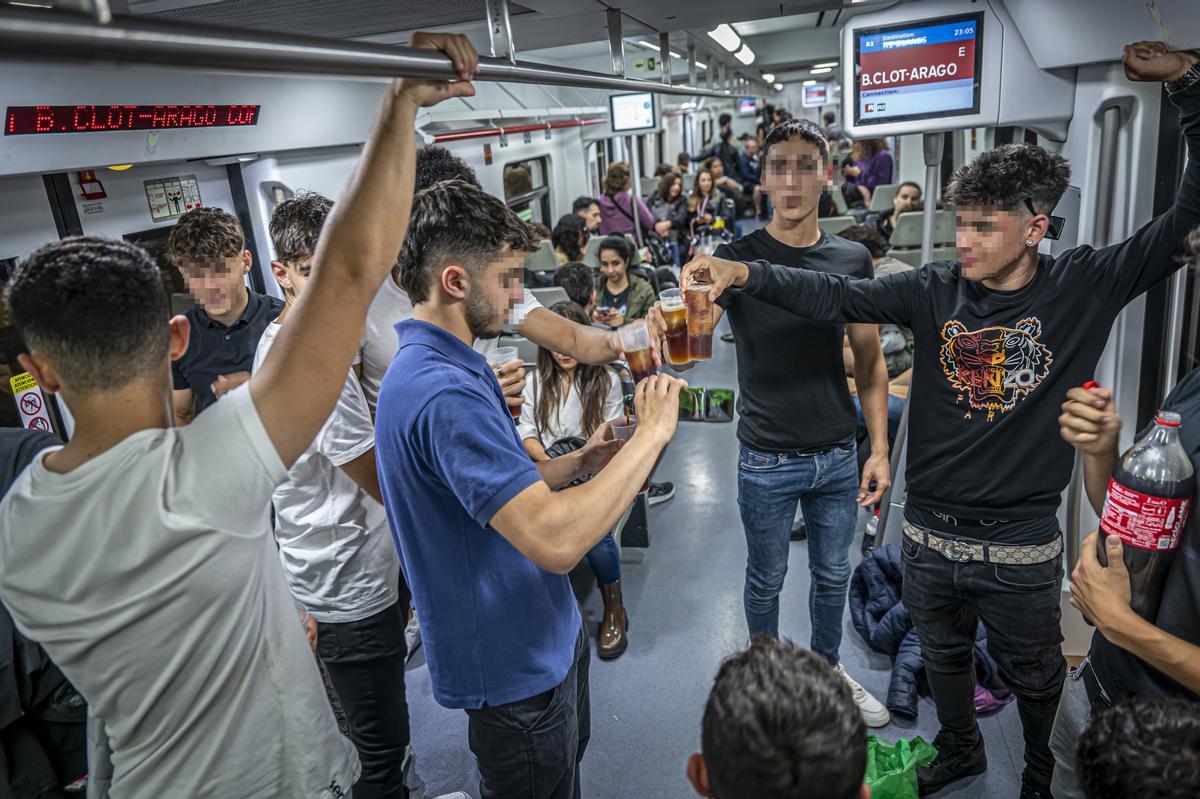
<box><xmin>10</xmin><ymin>371</ymin><xmax>53</xmax><ymax>432</ymax></box>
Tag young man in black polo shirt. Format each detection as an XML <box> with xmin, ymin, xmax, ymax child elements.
<box><xmin>1051</xmin><ymin>240</ymin><xmax>1200</xmax><ymax>796</ymax></box>
<box><xmin>168</xmin><ymin>207</ymin><xmax>283</xmax><ymax>425</ymax></box>
<box><xmin>682</xmin><ymin>41</ymin><xmax>1200</xmax><ymax>798</ymax></box>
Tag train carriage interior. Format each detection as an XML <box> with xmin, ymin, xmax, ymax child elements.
<box><xmin>2</xmin><ymin>0</ymin><xmax>1200</xmax><ymax>797</ymax></box>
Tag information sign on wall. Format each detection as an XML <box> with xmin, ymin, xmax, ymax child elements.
<box><xmin>145</xmin><ymin>175</ymin><xmax>202</xmax><ymax>222</ymax></box>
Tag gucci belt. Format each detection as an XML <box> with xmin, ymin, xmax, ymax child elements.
<box><xmin>902</xmin><ymin>521</ymin><xmax>1062</xmax><ymax>566</ymax></box>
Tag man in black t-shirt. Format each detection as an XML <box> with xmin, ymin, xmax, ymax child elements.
<box><xmin>167</xmin><ymin>207</ymin><xmax>283</xmax><ymax>425</ymax></box>
<box><xmin>661</xmin><ymin>118</ymin><xmax>895</xmax><ymax>728</ymax></box>
<box><xmin>682</xmin><ymin>43</ymin><xmax>1200</xmax><ymax>798</ymax></box>
<box><xmin>1051</xmin><ymin>275</ymin><xmax>1200</xmax><ymax>797</ymax></box>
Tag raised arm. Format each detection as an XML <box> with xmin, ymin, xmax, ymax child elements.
<box><xmin>519</xmin><ymin>305</ymin><xmax>663</xmax><ymax>367</ymax></box>
<box><xmin>681</xmin><ymin>253</ymin><xmax>919</xmax><ymax>328</ymax></box>
<box><xmin>250</xmin><ymin>34</ymin><xmax>477</xmax><ymax>467</ymax></box>
<box><xmin>1094</xmin><ymin>43</ymin><xmax>1200</xmax><ymax>307</ymax></box>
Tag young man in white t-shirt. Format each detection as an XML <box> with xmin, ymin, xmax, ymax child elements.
<box><xmin>0</xmin><ymin>33</ymin><xmax>479</xmax><ymax>799</ymax></box>
<box><xmin>259</xmin><ymin>192</ymin><xmax>410</xmax><ymax>799</ymax></box>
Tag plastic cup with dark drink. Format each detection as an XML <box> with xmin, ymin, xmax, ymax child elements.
<box><xmin>618</xmin><ymin>321</ymin><xmax>657</xmax><ymax>384</ymax></box>
<box><xmin>611</xmin><ymin>417</ymin><xmax>649</xmax><ymax>493</ymax></box>
<box><xmin>660</xmin><ymin>288</ymin><xmax>691</xmax><ymax>366</ymax></box>
<box><xmin>686</xmin><ymin>283</ymin><xmax>715</xmax><ymax>361</ymax></box>
<box><xmin>486</xmin><ymin>345</ymin><xmax>522</xmax><ymax>419</ymax></box>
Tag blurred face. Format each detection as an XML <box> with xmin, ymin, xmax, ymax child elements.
<box><xmin>894</xmin><ymin>184</ymin><xmax>921</xmax><ymax>211</ymax></box>
<box><xmin>599</xmin><ymin>249</ymin><xmax>628</xmax><ymax>283</ymax></box>
<box><xmin>762</xmin><ymin>138</ymin><xmax>826</xmax><ymax>222</ymax></box>
<box><xmin>745</xmin><ymin>139</ymin><xmax>759</xmax><ymax>156</ymax></box>
<box><xmin>464</xmin><ymin>250</ymin><xmax>526</xmax><ymax>339</ymax></box>
<box><xmin>579</xmin><ymin>203</ymin><xmax>601</xmax><ymax>232</ymax></box>
<box><xmin>710</xmin><ymin>160</ymin><xmax>725</xmax><ymax>179</ymax></box>
<box><xmin>956</xmin><ymin>206</ymin><xmax>1028</xmax><ymax>282</ymax></box>
<box><xmin>698</xmin><ymin>172</ymin><xmax>713</xmax><ymax>194</ymax></box>
<box><xmin>181</xmin><ymin>252</ymin><xmax>249</xmax><ymax>316</ymax></box>
<box><xmin>667</xmin><ymin>178</ymin><xmax>682</xmax><ymax>201</ymax></box>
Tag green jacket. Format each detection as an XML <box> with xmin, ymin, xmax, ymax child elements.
<box><xmin>594</xmin><ymin>273</ymin><xmax>656</xmax><ymax>325</ymax></box>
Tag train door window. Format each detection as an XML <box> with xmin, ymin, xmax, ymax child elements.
<box><xmin>125</xmin><ymin>227</ymin><xmax>196</xmax><ymax>316</ymax></box>
<box><xmin>503</xmin><ymin>157</ymin><xmax>551</xmax><ymax>225</ymax></box>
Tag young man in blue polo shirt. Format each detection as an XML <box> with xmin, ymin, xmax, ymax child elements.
<box><xmin>167</xmin><ymin>207</ymin><xmax>283</xmax><ymax>425</ymax></box>
<box><xmin>375</xmin><ymin>180</ymin><xmax>685</xmax><ymax>799</ymax></box>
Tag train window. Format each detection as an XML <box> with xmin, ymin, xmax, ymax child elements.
<box><xmin>503</xmin><ymin>157</ymin><xmax>551</xmax><ymax>225</ymax></box>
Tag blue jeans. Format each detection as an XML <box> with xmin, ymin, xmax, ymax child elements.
<box><xmin>737</xmin><ymin>442</ymin><xmax>860</xmax><ymax>663</ymax></box>
<box><xmin>585</xmin><ymin>533</ymin><xmax>621</xmax><ymax>584</ymax></box>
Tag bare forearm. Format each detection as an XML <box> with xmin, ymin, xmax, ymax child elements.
<box><xmin>521</xmin><ymin>308</ymin><xmax>619</xmax><ymax>366</ymax></box>
<box><xmin>536</xmin><ymin>451</ymin><xmax>586</xmax><ymax>490</ymax></box>
<box><xmin>851</xmin><ymin>336</ymin><xmax>890</xmax><ymax>457</ymax></box>
<box><xmin>524</xmin><ymin>438</ymin><xmax>549</xmax><ymax>461</ymax></box>
<box><xmin>1083</xmin><ymin>446</ymin><xmax>1119</xmax><ymax>516</ymax></box>
<box><xmin>1104</xmin><ymin>612</ymin><xmax>1200</xmax><ymax>694</ymax></box>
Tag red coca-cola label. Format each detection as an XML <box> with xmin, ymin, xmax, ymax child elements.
<box><xmin>1099</xmin><ymin>478</ymin><xmax>1191</xmax><ymax>551</ymax></box>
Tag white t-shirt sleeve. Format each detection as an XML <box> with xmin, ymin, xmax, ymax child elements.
<box><xmin>172</xmin><ymin>384</ymin><xmax>288</xmax><ymax>533</ymax></box>
<box><xmin>517</xmin><ymin>372</ymin><xmax>539</xmax><ymax>442</ymax></box>
<box><xmin>603</xmin><ymin>370</ymin><xmax>625</xmax><ymax>425</ymax></box>
<box><xmin>317</xmin><ymin>370</ymin><xmax>375</xmax><ymax>467</ymax></box>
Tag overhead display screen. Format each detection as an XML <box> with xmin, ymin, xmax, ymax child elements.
<box><xmin>609</xmin><ymin>92</ymin><xmax>656</xmax><ymax>132</ymax></box>
<box><xmin>737</xmin><ymin>98</ymin><xmax>758</xmax><ymax>116</ymax></box>
<box><xmin>854</xmin><ymin>13</ymin><xmax>983</xmax><ymax>126</ymax></box>
<box><xmin>802</xmin><ymin>84</ymin><xmax>830</xmax><ymax>107</ymax></box>
<box><xmin>5</xmin><ymin>104</ymin><xmax>261</xmax><ymax>136</ymax></box>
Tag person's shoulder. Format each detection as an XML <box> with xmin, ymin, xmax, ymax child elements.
<box><xmin>630</xmin><ymin>273</ymin><xmax>654</xmax><ymax>290</ymax></box>
<box><xmin>0</xmin><ymin>428</ymin><xmax>60</xmax><ymax>493</ymax></box>
<box><xmin>720</xmin><ymin>228</ymin><xmax>767</xmax><ymax>259</ymax></box>
<box><xmin>1166</xmin><ymin>366</ymin><xmax>1200</xmax><ymax>412</ymax></box>
<box><xmin>257</xmin><ymin>291</ymin><xmax>285</xmax><ymax>313</ymax></box>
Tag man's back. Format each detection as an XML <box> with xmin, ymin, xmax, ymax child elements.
<box><xmin>0</xmin><ymin>389</ymin><xmax>358</xmax><ymax>798</ymax></box>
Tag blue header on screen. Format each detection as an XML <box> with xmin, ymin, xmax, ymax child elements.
<box><xmin>859</xmin><ymin>19</ymin><xmax>977</xmax><ymax>52</ymax></box>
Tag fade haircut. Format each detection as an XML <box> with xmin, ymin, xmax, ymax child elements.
<box><xmin>944</xmin><ymin>143</ymin><xmax>1070</xmax><ymax>214</ymax></box>
<box><xmin>167</xmin><ymin>207</ymin><xmax>244</xmax><ymax>267</ymax></box>
<box><xmin>1078</xmin><ymin>694</ymin><xmax>1200</xmax><ymax>799</ymax></box>
<box><xmin>762</xmin><ymin>118</ymin><xmax>831</xmax><ymax>166</ymax></box>
<box><xmin>415</xmin><ymin>145</ymin><xmax>480</xmax><ymax>192</ymax></box>
<box><xmin>397</xmin><ymin>180</ymin><xmax>535</xmax><ymax>304</ymax></box>
<box><xmin>552</xmin><ymin>262</ymin><xmax>594</xmax><ymax>308</ymax></box>
<box><xmin>6</xmin><ymin>236</ymin><xmax>169</xmax><ymax>393</ymax></box>
<box><xmin>702</xmin><ymin>637</ymin><xmax>866</xmax><ymax>799</ymax></box>
<box><xmin>269</xmin><ymin>192</ymin><xmax>334</xmax><ymax>264</ymax></box>
<box><xmin>840</xmin><ymin>224</ymin><xmax>887</xmax><ymax>260</ymax></box>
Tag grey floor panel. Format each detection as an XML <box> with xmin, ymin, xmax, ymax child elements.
<box><xmin>406</xmin><ymin>315</ymin><xmax>1026</xmax><ymax>798</ymax></box>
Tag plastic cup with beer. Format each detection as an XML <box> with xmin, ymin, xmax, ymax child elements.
<box><xmin>610</xmin><ymin>416</ymin><xmax>649</xmax><ymax>492</ymax></box>
<box><xmin>685</xmin><ymin>282</ymin><xmax>716</xmax><ymax>361</ymax></box>
<box><xmin>659</xmin><ymin>288</ymin><xmax>691</xmax><ymax>366</ymax></box>
<box><xmin>617</xmin><ymin>320</ymin><xmax>658</xmax><ymax>384</ymax></box>
<box><xmin>486</xmin><ymin>345</ymin><xmax>522</xmax><ymax>419</ymax></box>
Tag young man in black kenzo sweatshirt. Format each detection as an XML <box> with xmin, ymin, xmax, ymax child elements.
<box><xmin>681</xmin><ymin>41</ymin><xmax>1200</xmax><ymax>799</ymax></box>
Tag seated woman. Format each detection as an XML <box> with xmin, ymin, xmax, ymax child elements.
<box><xmin>681</xmin><ymin>169</ymin><xmax>734</xmax><ymax>256</ymax></box>
<box><xmin>552</xmin><ymin>213</ymin><xmax>586</xmax><ymax>265</ymax></box>
<box><xmin>518</xmin><ymin>301</ymin><xmax>630</xmax><ymax>660</ymax></box>
<box><xmin>648</xmin><ymin>172</ymin><xmax>687</xmax><ymax>264</ymax></box>
<box><xmin>591</xmin><ymin>235</ymin><xmax>655</xmax><ymax>329</ymax></box>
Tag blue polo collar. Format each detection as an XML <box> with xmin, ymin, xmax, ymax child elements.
<box><xmin>395</xmin><ymin>319</ymin><xmax>489</xmax><ymax>377</ymax></box>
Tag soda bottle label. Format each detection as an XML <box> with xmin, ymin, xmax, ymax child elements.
<box><xmin>1100</xmin><ymin>478</ymin><xmax>1191</xmax><ymax>552</ymax></box>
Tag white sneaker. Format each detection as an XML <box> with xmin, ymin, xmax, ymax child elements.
<box><xmin>836</xmin><ymin>664</ymin><xmax>891</xmax><ymax>728</ymax></box>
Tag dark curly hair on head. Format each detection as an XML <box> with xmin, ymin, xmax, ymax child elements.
<box><xmin>415</xmin><ymin>145</ymin><xmax>480</xmax><ymax>192</ymax></box>
<box><xmin>944</xmin><ymin>143</ymin><xmax>1070</xmax><ymax>214</ymax></box>
<box><xmin>762</xmin><ymin>117</ymin><xmax>831</xmax><ymax>166</ymax></box>
<box><xmin>269</xmin><ymin>192</ymin><xmax>334</xmax><ymax>264</ymax></box>
<box><xmin>1077</xmin><ymin>694</ymin><xmax>1200</xmax><ymax>798</ymax></box>
<box><xmin>397</xmin><ymin>180</ymin><xmax>535</xmax><ymax>304</ymax></box>
<box><xmin>552</xmin><ymin>262</ymin><xmax>594</xmax><ymax>309</ymax></box>
<box><xmin>839</xmin><ymin>224</ymin><xmax>887</xmax><ymax>260</ymax></box>
<box><xmin>6</xmin><ymin>236</ymin><xmax>169</xmax><ymax>393</ymax></box>
<box><xmin>702</xmin><ymin>636</ymin><xmax>866</xmax><ymax>799</ymax></box>
<box><xmin>167</xmin><ymin>207</ymin><xmax>244</xmax><ymax>268</ymax></box>
<box><xmin>551</xmin><ymin>214</ymin><xmax>586</xmax><ymax>262</ymax></box>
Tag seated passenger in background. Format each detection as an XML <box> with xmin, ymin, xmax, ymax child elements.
<box><xmin>552</xmin><ymin>262</ymin><xmax>596</xmax><ymax>314</ymax></box>
<box><xmin>375</xmin><ymin>178</ymin><xmax>683</xmax><ymax>799</ymax></box>
<box><xmin>650</xmin><ymin>171</ymin><xmax>687</xmax><ymax>265</ymax></box>
<box><xmin>740</xmin><ymin>137</ymin><xmax>764</xmax><ymax>220</ymax></box>
<box><xmin>593</xmin><ymin>235</ymin><xmax>655</xmax><ymax>329</ymax></box>
<box><xmin>687</xmin><ymin>637</ymin><xmax>869</xmax><ymax>799</ymax></box>
<box><xmin>552</xmin><ymin>213</ymin><xmax>586</xmax><ymax>265</ymax></box>
<box><xmin>519</xmin><ymin>301</ymin><xmax>629</xmax><ymax>659</ymax></box>
<box><xmin>166</xmin><ymin>207</ymin><xmax>283</xmax><ymax>425</ymax></box>
<box><xmin>1076</xmin><ymin>695</ymin><xmax>1200</xmax><ymax>798</ymax></box>
<box><xmin>573</xmin><ymin>196</ymin><xmax>602</xmax><ymax>237</ymax></box>
<box><xmin>531</xmin><ymin>222</ymin><xmax>552</xmax><ymax>242</ymax></box>
<box><xmin>871</xmin><ymin>180</ymin><xmax>922</xmax><ymax>243</ymax></box>
<box><xmin>0</xmin><ymin>33</ymin><xmax>479</xmax><ymax>797</ymax></box>
<box><xmin>706</xmin><ymin>157</ymin><xmax>745</xmax><ymax>219</ymax></box>
<box><xmin>260</xmin><ymin>193</ymin><xmax>410</xmax><ymax>799</ymax></box>
<box><xmin>684</xmin><ymin>169</ymin><xmax>734</xmax><ymax>254</ymax></box>
<box><xmin>677</xmin><ymin>151</ymin><xmax>691</xmax><ymax>175</ymax></box>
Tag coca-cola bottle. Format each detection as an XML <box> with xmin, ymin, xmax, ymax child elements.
<box><xmin>1097</xmin><ymin>405</ymin><xmax>1195</xmax><ymax>621</ymax></box>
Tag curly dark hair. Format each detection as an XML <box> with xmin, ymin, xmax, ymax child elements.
<box><xmin>398</xmin><ymin>180</ymin><xmax>535</xmax><ymax>304</ymax></box>
<box><xmin>1077</xmin><ymin>694</ymin><xmax>1200</xmax><ymax>798</ymax></box>
<box><xmin>944</xmin><ymin>143</ymin><xmax>1070</xmax><ymax>214</ymax></box>
<box><xmin>552</xmin><ymin>262</ymin><xmax>594</xmax><ymax>309</ymax></box>
<box><xmin>415</xmin><ymin>145</ymin><xmax>480</xmax><ymax>192</ymax></box>
<box><xmin>762</xmin><ymin>117</ymin><xmax>831</xmax><ymax>165</ymax></box>
<box><xmin>269</xmin><ymin>192</ymin><xmax>334</xmax><ymax>264</ymax></box>
<box><xmin>840</xmin><ymin>224</ymin><xmax>887</xmax><ymax>260</ymax></box>
<box><xmin>702</xmin><ymin>637</ymin><xmax>866</xmax><ymax>799</ymax></box>
<box><xmin>6</xmin><ymin>236</ymin><xmax>168</xmax><ymax>393</ymax></box>
<box><xmin>167</xmin><ymin>207</ymin><xmax>244</xmax><ymax>268</ymax></box>
<box><xmin>551</xmin><ymin>214</ymin><xmax>586</xmax><ymax>262</ymax></box>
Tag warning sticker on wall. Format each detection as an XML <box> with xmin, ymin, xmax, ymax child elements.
<box><xmin>145</xmin><ymin>175</ymin><xmax>203</xmax><ymax>222</ymax></box>
<box><xmin>10</xmin><ymin>372</ymin><xmax>53</xmax><ymax>432</ymax></box>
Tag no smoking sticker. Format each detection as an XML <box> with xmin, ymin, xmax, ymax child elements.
<box><xmin>9</xmin><ymin>372</ymin><xmax>53</xmax><ymax>433</ymax></box>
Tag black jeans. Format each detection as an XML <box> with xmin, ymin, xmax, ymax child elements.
<box><xmin>465</xmin><ymin>625</ymin><xmax>591</xmax><ymax>799</ymax></box>
<box><xmin>317</xmin><ymin>601</ymin><xmax>410</xmax><ymax>799</ymax></box>
<box><xmin>900</xmin><ymin>535</ymin><xmax>1066</xmax><ymax>792</ymax></box>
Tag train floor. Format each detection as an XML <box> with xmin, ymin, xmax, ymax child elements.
<box><xmin>404</xmin><ymin>314</ymin><xmax>1027</xmax><ymax>798</ymax></box>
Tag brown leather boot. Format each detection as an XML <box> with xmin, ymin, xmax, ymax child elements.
<box><xmin>597</xmin><ymin>580</ymin><xmax>629</xmax><ymax>660</ymax></box>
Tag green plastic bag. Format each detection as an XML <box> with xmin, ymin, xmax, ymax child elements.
<box><xmin>864</xmin><ymin>735</ymin><xmax>938</xmax><ymax>799</ymax></box>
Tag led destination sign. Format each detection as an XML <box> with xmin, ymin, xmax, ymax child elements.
<box><xmin>5</xmin><ymin>104</ymin><xmax>261</xmax><ymax>135</ymax></box>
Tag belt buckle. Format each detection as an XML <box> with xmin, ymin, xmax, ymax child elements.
<box><xmin>941</xmin><ymin>538</ymin><xmax>972</xmax><ymax>562</ymax></box>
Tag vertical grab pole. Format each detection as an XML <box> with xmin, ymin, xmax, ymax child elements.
<box><xmin>607</xmin><ymin>8</ymin><xmax>624</xmax><ymax>78</ymax></box>
<box><xmin>659</xmin><ymin>32</ymin><xmax>672</xmax><ymax>87</ymax></box>
<box><xmin>630</xmin><ymin>134</ymin><xmax>644</xmax><ymax>247</ymax></box>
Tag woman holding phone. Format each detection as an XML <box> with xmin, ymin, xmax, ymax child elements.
<box><xmin>591</xmin><ymin>235</ymin><xmax>655</xmax><ymax>329</ymax></box>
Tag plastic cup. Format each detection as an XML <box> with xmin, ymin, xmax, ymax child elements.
<box><xmin>660</xmin><ymin>288</ymin><xmax>690</xmax><ymax>366</ymax></box>
<box><xmin>611</xmin><ymin>418</ymin><xmax>648</xmax><ymax>492</ymax></box>
<box><xmin>685</xmin><ymin>283</ymin><xmax>715</xmax><ymax>361</ymax></box>
<box><xmin>486</xmin><ymin>345</ymin><xmax>522</xmax><ymax>418</ymax></box>
<box><xmin>617</xmin><ymin>320</ymin><xmax>658</xmax><ymax>384</ymax></box>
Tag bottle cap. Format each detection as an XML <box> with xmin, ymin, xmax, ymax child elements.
<box><xmin>1082</xmin><ymin>380</ymin><xmax>1100</xmax><ymax>390</ymax></box>
<box><xmin>1156</xmin><ymin>410</ymin><xmax>1183</xmax><ymax>428</ymax></box>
